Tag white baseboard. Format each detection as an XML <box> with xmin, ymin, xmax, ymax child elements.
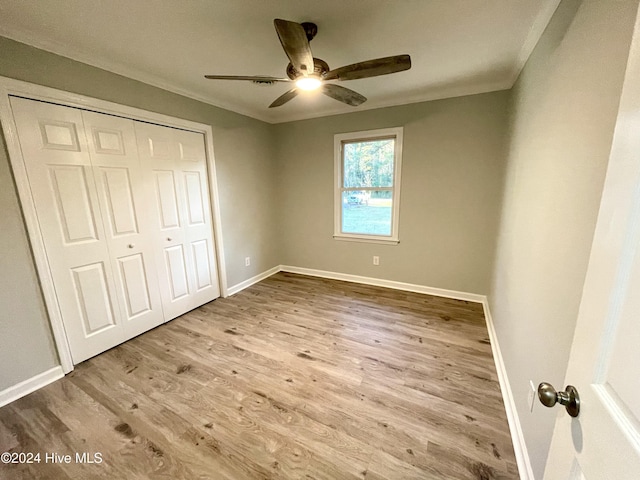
<box><xmin>226</xmin><ymin>265</ymin><xmax>281</xmax><ymax>296</ymax></box>
<box><xmin>279</xmin><ymin>265</ymin><xmax>486</xmax><ymax>303</ymax></box>
<box><xmin>482</xmin><ymin>300</ymin><xmax>534</xmax><ymax>480</ymax></box>
<box><xmin>0</xmin><ymin>366</ymin><xmax>64</xmax><ymax>408</ymax></box>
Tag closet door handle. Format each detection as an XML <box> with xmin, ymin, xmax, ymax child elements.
<box><xmin>167</xmin><ymin>237</ymin><xmax>172</xmax><ymax>241</ymax></box>
<box><xmin>128</xmin><ymin>244</ymin><xmax>135</xmax><ymax>249</ymax></box>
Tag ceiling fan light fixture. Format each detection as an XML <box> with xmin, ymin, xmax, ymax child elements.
<box><xmin>205</xmin><ymin>19</ymin><xmax>411</xmax><ymax>108</ymax></box>
<box><xmin>295</xmin><ymin>76</ymin><xmax>322</xmax><ymax>91</ymax></box>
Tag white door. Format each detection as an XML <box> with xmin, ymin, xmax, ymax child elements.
<box><xmin>81</xmin><ymin>110</ymin><xmax>165</xmax><ymax>339</ymax></box>
<box><xmin>10</xmin><ymin>97</ymin><xmax>125</xmax><ymax>363</ymax></box>
<box><xmin>544</xmin><ymin>9</ymin><xmax>640</xmax><ymax>479</ymax></box>
<box><xmin>9</xmin><ymin>97</ymin><xmax>221</xmax><ymax>364</ymax></box>
<box><xmin>134</xmin><ymin>122</ymin><xmax>220</xmax><ymax>320</ymax></box>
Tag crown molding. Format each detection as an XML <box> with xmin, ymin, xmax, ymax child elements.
<box><xmin>0</xmin><ymin>27</ymin><xmax>274</xmax><ymax>123</ymax></box>
<box><xmin>507</xmin><ymin>0</ymin><xmax>562</xmax><ymax>86</ymax></box>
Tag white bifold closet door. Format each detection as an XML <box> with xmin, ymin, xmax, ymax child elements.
<box><xmin>10</xmin><ymin>97</ymin><xmax>220</xmax><ymax>364</ymax></box>
<box><xmin>134</xmin><ymin>122</ymin><xmax>220</xmax><ymax>320</ymax></box>
<box><xmin>82</xmin><ymin>110</ymin><xmax>166</xmax><ymax>339</ymax></box>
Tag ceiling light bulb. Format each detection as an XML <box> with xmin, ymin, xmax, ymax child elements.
<box><xmin>296</xmin><ymin>77</ymin><xmax>322</xmax><ymax>91</ymax></box>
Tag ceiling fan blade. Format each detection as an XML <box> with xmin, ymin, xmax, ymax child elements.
<box><xmin>274</xmin><ymin>19</ymin><xmax>314</xmax><ymax>76</ymax></box>
<box><xmin>322</xmin><ymin>84</ymin><xmax>367</xmax><ymax>106</ymax></box>
<box><xmin>204</xmin><ymin>75</ymin><xmax>290</xmax><ymax>82</ymax></box>
<box><xmin>324</xmin><ymin>54</ymin><xmax>411</xmax><ymax>81</ymax></box>
<box><xmin>269</xmin><ymin>88</ymin><xmax>299</xmax><ymax>108</ymax></box>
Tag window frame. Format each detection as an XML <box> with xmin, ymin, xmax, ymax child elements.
<box><xmin>333</xmin><ymin>127</ymin><xmax>403</xmax><ymax>244</ymax></box>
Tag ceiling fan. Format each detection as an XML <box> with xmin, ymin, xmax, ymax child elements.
<box><xmin>204</xmin><ymin>19</ymin><xmax>411</xmax><ymax>108</ymax></box>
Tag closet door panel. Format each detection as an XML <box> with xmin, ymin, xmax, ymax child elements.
<box><xmin>49</xmin><ymin>165</ymin><xmax>99</xmax><ymax>243</ymax></box>
<box><xmin>184</xmin><ymin>171</ymin><xmax>205</xmax><ymax>225</ymax></box>
<box><xmin>135</xmin><ymin>122</ymin><xmax>219</xmax><ymax>320</ymax></box>
<box><xmin>99</xmin><ymin>167</ymin><xmax>138</xmax><ymax>236</ymax></box>
<box><xmin>71</xmin><ymin>262</ymin><xmax>117</xmax><ymax>334</ymax></box>
<box><xmin>10</xmin><ymin>97</ymin><xmax>125</xmax><ymax>363</ymax></box>
<box><xmin>191</xmin><ymin>239</ymin><xmax>213</xmax><ymax>291</ymax></box>
<box><xmin>165</xmin><ymin>245</ymin><xmax>190</xmax><ymax>300</ymax></box>
<box><xmin>154</xmin><ymin>170</ymin><xmax>181</xmax><ymax>229</ymax></box>
<box><xmin>82</xmin><ymin>111</ymin><xmax>165</xmax><ymax>338</ymax></box>
<box><xmin>136</xmin><ymin>122</ymin><xmax>193</xmax><ymax>319</ymax></box>
<box><xmin>117</xmin><ymin>253</ymin><xmax>153</xmax><ymax>318</ymax></box>
<box><xmin>175</xmin><ymin>129</ymin><xmax>220</xmax><ymax>305</ymax></box>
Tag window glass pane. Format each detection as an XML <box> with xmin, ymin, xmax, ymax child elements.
<box><xmin>343</xmin><ymin>139</ymin><xmax>394</xmax><ymax>188</ymax></box>
<box><xmin>342</xmin><ymin>190</ymin><xmax>392</xmax><ymax>236</ymax></box>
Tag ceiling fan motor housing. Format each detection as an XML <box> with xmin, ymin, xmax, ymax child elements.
<box><xmin>286</xmin><ymin>57</ymin><xmax>330</xmax><ymax>80</ymax></box>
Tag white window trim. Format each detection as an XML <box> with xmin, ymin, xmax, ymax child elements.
<box><xmin>333</xmin><ymin>127</ymin><xmax>403</xmax><ymax>244</ymax></box>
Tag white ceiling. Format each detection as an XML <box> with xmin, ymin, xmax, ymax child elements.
<box><xmin>0</xmin><ymin>0</ymin><xmax>560</xmax><ymax>124</ymax></box>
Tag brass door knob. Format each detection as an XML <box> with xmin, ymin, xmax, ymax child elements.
<box><xmin>538</xmin><ymin>382</ymin><xmax>580</xmax><ymax>417</ymax></box>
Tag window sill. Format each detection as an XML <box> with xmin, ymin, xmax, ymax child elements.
<box><xmin>333</xmin><ymin>235</ymin><xmax>399</xmax><ymax>245</ymax></box>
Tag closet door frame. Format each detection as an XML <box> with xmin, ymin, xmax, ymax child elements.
<box><xmin>0</xmin><ymin>76</ymin><xmax>228</xmax><ymax>374</ymax></box>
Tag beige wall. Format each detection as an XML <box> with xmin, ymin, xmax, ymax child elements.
<box><xmin>0</xmin><ymin>36</ymin><xmax>280</xmax><ymax>390</ymax></box>
<box><xmin>0</xmin><ymin>129</ymin><xmax>59</xmax><ymax>389</ymax></box>
<box><xmin>275</xmin><ymin>92</ymin><xmax>509</xmax><ymax>295</ymax></box>
<box><xmin>489</xmin><ymin>0</ymin><xmax>639</xmax><ymax>476</ymax></box>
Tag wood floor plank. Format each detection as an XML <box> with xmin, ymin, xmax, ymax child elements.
<box><xmin>0</xmin><ymin>272</ymin><xmax>518</xmax><ymax>479</ymax></box>
<box><xmin>95</xmin><ymin>342</ymin><xmax>371</xmax><ymax>479</ymax></box>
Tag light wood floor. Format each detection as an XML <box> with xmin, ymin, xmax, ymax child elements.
<box><xmin>0</xmin><ymin>273</ymin><xmax>518</xmax><ymax>479</ymax></box>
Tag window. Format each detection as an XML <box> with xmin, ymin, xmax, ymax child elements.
<box><xmin>334</xmin><ymin>127</ymin><xmax>403</xmax><ymax>244</ymax></box>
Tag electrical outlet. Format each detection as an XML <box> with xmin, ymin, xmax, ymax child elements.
<box><xmin>373</xmin><ymin>255</ymin><xmax>380</xmax><ymax>266</ymax></box>
<box><xmin>528</xmin><ymin>380</ymin><xmax>536</xmax><ymax>412</ymax></box>
<box><xmin>245</xmin><ymin>257</ymin><xmax>251</xmax><ymax>267</ymax></box>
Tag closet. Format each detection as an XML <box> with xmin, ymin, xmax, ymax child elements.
<box><xmin>10</xmin><ymin>97</ymin><xmax>220</xmax><ymax>364</ymax></box>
